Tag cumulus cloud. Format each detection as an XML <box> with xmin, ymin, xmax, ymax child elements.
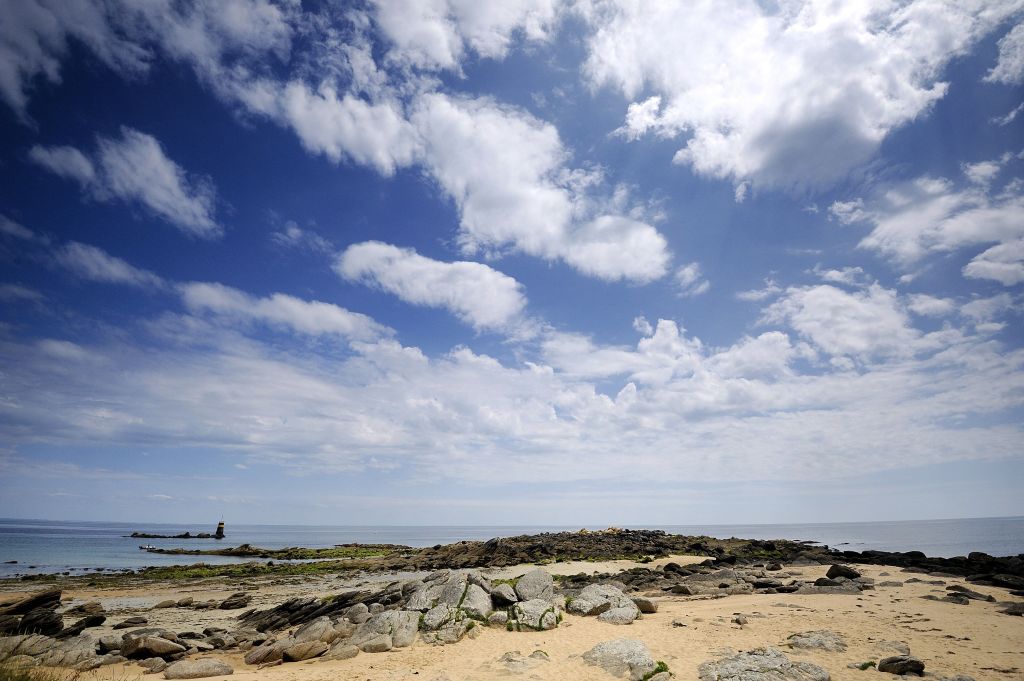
<box><xmin>370</xmin><ymin>0</ymin><xmax>560</xmax><ymax>71</ymax></box>
<box><xmin>2</xmin><ymin>293</ymin><xmax>1020</xmax><ymax>486</ymax></box>
<box><xmin>180</xmin><ymin>282</ymin><xmax>391</xmax><ymax>342</ymax></box>
<box><xmin>906</xmin><ymin>294</ymin><xmax>955</xmax><ymax>317</ymax></box>
<box><xmin>336</xmin><ymin>241</ymin><xmax>528</xmax><ymax>332</ymax></box>
<box><xmin>31</xmin><ymin>128</ymin><xmax>221</xmax><ymax>238</ymax></box>
<box><xmin>55</xmin><ymin>242</ymin><xmax>166</xmax><ymax>289</ymax></box>
<box><xmin>736</xmin><ymin>279</ymin><xmax>781</xmax><ymax>302</ymax></box>
<box><xmin>964</xmin><ymin>240</ymin><xmax>1024</xmax><ymax>286</ymax></box>
<box><xmin>842</xmin><ymin>158</ymin><xmax>1024</xmax><ymax>286</ymax></box>
<box><xmin>583</xmin><ymin>0</ymin><xmax>1021</xmax><ymax>191</ymax></box>
<box><xmin>760</xmin><ymin>284</ymin><xmax>918</xmax><ymax>361</ymax></box>
<box><xmin>412</xmin><ymin>93</ymin><xmax>671</xmax><ymax>282</ymax></box>
<box><xmin>986</xmin><ymin>22</ymin><xmax>1024</xmax><ymax>85</ymax></box>
<box><xmin>809</xmin><ymin>265</ymin><xmax>870</xmax><ymax>287</ymax></box>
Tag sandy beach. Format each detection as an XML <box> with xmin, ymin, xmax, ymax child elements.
<box><xmin>3</xmin><ymin>552</ymin><xmax>1021</xmax><ymax>681</ymax></box>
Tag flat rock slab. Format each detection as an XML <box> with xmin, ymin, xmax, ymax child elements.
<box><xmin>698</xmin><ymin>647</ymin><xmax>830</xmax><ymax>681</ymax></box>
<box><xmin>164</xmin><ymin>659</ymin><xmax>233</xmax><ymax>679</ymax></box>
<box><xmin>787</xmin><ymin>630</ymin><xmax>847</xmax><ymax>652</ymax></box>
<box><xmin>283</xmin><ymin>640</ymin><xmax>328</xmax><ymax>662</ymax></box>
<box><xmin>582</xmin><ymin>639</ymin><xmax>657</xmax><ymax>680</ymax></box>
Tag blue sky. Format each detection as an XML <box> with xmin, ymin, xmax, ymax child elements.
<box><xmin>1</xmin><ymin>0</ymin><xmax>1022</xmax><ymax>526</ymax></box>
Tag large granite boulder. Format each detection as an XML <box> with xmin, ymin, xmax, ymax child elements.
<box><xmin>509</xmin><ymin>599</ymin><xmax>559</xmax><ymax>631</ymax></box>
<box><xmin>514</xmin><ymin>569</ymin><xmax>553</xmax><ymax>601</ymax></box>
<box><xmin>583</xmin><ymin>639</ymin><xmax>658</xmax><ymax>680</ymax></box>
<box><xmin>350</xmin><ymin>610</ymin><xmax>419</xmax><ymax>652</ymax></box>
<box><xmin>291</xmin><ymin>617</ymin><xmax>336</xmax><ymax>644</ymax></box>
<box><xmin>122</xmin><ymin>636</ymin><xmax>187</xmax><ymax>660</ymax></box>
<box><xmin>568</xmin><ymin>584</ymin><xmax>640</xmax><ymax>623</ymax></box>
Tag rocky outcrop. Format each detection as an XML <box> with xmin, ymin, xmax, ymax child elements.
<box><xmin>567</xmin><ymin>584</ymin><xmax>640</xmax><ymax>624</ymax></box>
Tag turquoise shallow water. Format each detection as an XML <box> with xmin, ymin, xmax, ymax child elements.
<box><xmin>1</xmin><ymin>516</ymin><xmax>1021</xmax><ymax>579</ymax></box>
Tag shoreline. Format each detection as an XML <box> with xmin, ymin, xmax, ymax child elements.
<box><xmin>0</xmin><ymin>529</ymin><xmax>1022</xmax><ymax>680</ymax></box>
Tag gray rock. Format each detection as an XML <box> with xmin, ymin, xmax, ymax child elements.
<box><xmin>509</xmin><ymin>599</ymin><xmax>559</xmax><ymax>631</ymax></box>
<box><xmin>422</xmin><ymin>604</ymin><xmax>458</xmax><ymax>631</ymax></box>
<box><xmin>243</xmin><ymin>639</ymin><xmax>292</xmax><ymax>666</ymax></box>
<box><xmin>176</xmin><ymin>597</ymin><xmax>193</xmax><ymax>607</ymax></box>
<box><xmin>139</xmin><ymin>658</ymin><xmax>168</xmax><ymax>673</ymax></box>
<box><xmin>459</xmin><ymin>584</ymin><xmax>493</xmax><ymax>619</ymax></box>
<box><xmin>114</xmin><ymin>617</ymin><xmax>148</xmax><ymax>629</ymax></box>
<box><xmin>568</xmin><ymin>584</ymin><xmax>639</xmax><ymax>622</ymax></box>
<box><xmin>787</xmin><ymin>630</ymin><xmax>847</xmax><ymax>652</ymax></box>
<box><xmin>153</xmin><ymin>600</ymin><xmax>177</xmax><ymax>609</ymax></box>
<box><xmin>598</xmin><ymin>607</ymin><xmax>641</xmax><ymax>625</ymax></box>
<box><xmin>291</xmin><ymin>616</ymin><xmax>336</xmax><ymax>644</ymax></box>
<box><xmin>1000</xmin><ymin>602</ymin><xmax>1024</xmax><ymax>616</ymax></box>
<box><xmin>631</xmin><ymin>596</ymin><xmax>658</xmax><ymax>614</ymax></box>
<box><xmin>878</xmin><ymin>656</ymin><xmax>925</xmax><ymax>675</ymax></box>
<box><xmin>325</xmin><ymin>642</ymin><xmax>359</xmax><ymax>660</ymax></box>
<box><xmin>698</xmin><ymin>647</ymin><xmax>830</xmax><ymax>681</ymax></box>
<box><xmin>164</xmin><ymin>658</ymin><xmax>233</xmax><ymax>679</ymax></box>
<box><xmin>514</xmin><ymin>569</ymin><xmax>554</xmax><ymax>601</ymax></box>
<box><xmin>283</xmin><ymin>640</ymin><xmax>328</xmax><ymax>662</ymax></box>
<box><xmin>350</xmin><ymin>610</ymin><xmax>419</xmax><ymax>651</ymax></box>
<box><xmin>122</xmin><ymin>636</ymin><xmax>187</xmax><ymax>660</ymax></box>
<box><xmin>826</xmin><ymin>565</ymin><xmax>860</xmax><ymax>579</ymax></box>
<box><xmin>65</xmin><ymin>601</ymin><xmax>104</xmax><ymax>617</ymax></box>
<box><xmin>218</xmin><ymin>593</ymin><xmax>252</xmax><ymax>610</ymax></box>
<box><xmin>122</xmin><ymin>628</ymin><xmax>179</xmax><ymax>643</ymax></box>
<box><xmin>98</xmin><ymin>634</ymin><xmax>122</xmax><ymax>654</ymax></box>
<box><xmin>0</xmin><ymin>634</ymin><xmax>53</xmax><ymax>657</ymax></box>
<box><xmin>491</xmin><ymin>584</ymin><xmax>518</xmax><ymax>605</ymax></box>
<box><xmin>487</xmin><ymin>611</ymin><xmax>509</xmax><ymax>627</ymax></box>
<box><xmin>406</xmin><ymin>584</ymin><xmax>444</xmax><ymax>612</ymax></box>
<box><xmin>582</xmin><ymin>639</ymin><xmax>657</xmax><ymax>680</ymax></box>
<box><xmin>17</xmin><ymin>608</ymin><xmax>63</xmax><ymax>636</ymax></box>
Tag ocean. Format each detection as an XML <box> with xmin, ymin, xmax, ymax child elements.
<box><xmin>1</xmin><ymin>516</ymin><xmax>1022</xmax><ymax>579</ymax></box>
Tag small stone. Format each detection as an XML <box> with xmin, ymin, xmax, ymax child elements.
<box><xmin>153</xmin><ymin>600</ymin><xmax>177</xmax><ymax>609</ymax></box>
<box><xmin>631</xmin><ymin>596</ymin><xmax>658</xmax><ymax>614</ymax></box>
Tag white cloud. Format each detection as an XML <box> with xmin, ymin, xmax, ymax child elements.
<box><xmin>31</xmin><ymin>128</ymin><xmax>221</xmax><ymax>238</ymax></box>
<box><xmin>0</xmin><ymin>284</ymin><xmax>44</xmax><ymax>303</ymax></box>
<box><xmin>828</xmin><ymin>199</ymin><xmax>869</xmax><ymax>225</ymax></box>
<box><xmin>180</xmin><ymin>282</ymin><xmax>390</xmax><ymax>342</ymax></box>
<box><xmin>336</xmin><ymin>241</ymin><xmax>528</xmax><ymax>332</ymax></box>
<box><xmin>270</xmin><ymin>221</ymin><xmax>334</xmax><ymax>254</ymax></box>
<box><xmin>674</xmin><ymin>262</ymin><xmax>711</xmax><ymax>297</ymax></box>
<box><xmin>991</xmin><ymin>102</ymin><xmax>1024</xmax><ymax>126</ymax></box>
<box><xmin>27</xmin><ymin>145</ymin><xmax>96</xmax><ymax>185</ymax></box>
<box><xmin>960</xmin><ymin>293</ymin><xmax>1017</xmax><ymax>324</ymax></box>
<box><xmin>412</xmin><ymin>93</ymin><xmax>671</xmax><ymax>282</ymax></box>
<box><xmin>278</xmin><ymin>82</ymin><xmax>420</xmax><ymax>176</ymax></box>
<box><xmin>0</xmin><ymin>0</ymin><xmax>291</xmax><ymax>119</ymax></box>
<box><xmin>0</xmin><ymin>215</ymin><xmax>46</xmax><ymax>243</ymax></box>
<box><xmin>583</xmin><ymin>0</ymin><xmax>1021</xmax><ymax>191</ymax></box>
<box><xmin>736</xmin><ymin>279</ymin><xmax>781</xmax><ymax>302</ymax></box>
<box><xmin>852</xmin><ymin>169</ymin><xmax>1024</xmax><ymax>274</ymax></box>
<box><xmin>906</xmin><ymin>294</ymin><xmax>955</xmax><ymax>317</ymax></box>
<box><xmin>962</xmin><ymin>160</ymin><xmax>1002</xmax><ymax>186</ymax></box>
<box><xmin>986</xmin><ymin>22</ymin><xmax>1024</xmax><ymax>85</ymax></box>
<box><xmin>370</xmin><ymin>0</ymin><xmax>560</xmax><ymax>71</ymax></box>
<box><xmin>55</xmin><ymin>241</ymin><xmax>165</xmax><ymax>289</ymax></box>
<box><xmin>0</xmin><ymin>284</ymin><xmax>1021</xmax><ymax>488</ymax></box>
<box><xmin>964</xmin><ymin>239</ymin><xmax>1024</xmax><ymax>285</ymax></box>
<box><xmin>760</xmin><ymin>284</ymin><xmax>918</xmax><ymax>361</ymax></box>
<box><xmin>809</xmin><ymin>265</ymin><xmax>870</xmax><ymax>287</ymax></box>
